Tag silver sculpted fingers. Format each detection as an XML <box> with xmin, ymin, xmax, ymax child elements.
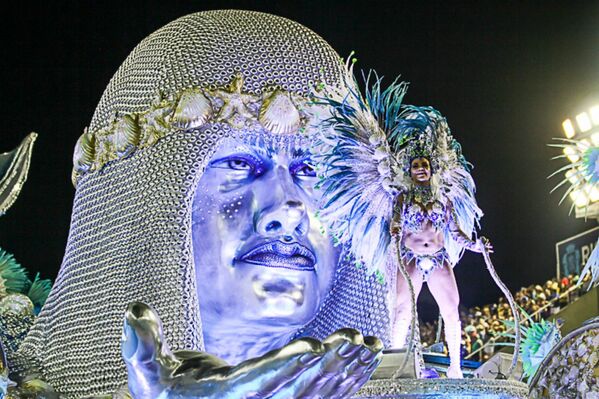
<box><xmin>122</xmin><ymin>302</ymin><xmax>230</xmax><ymax>399</ymax></box>
<box><xmin>122</xmin><ymin>303</ymin><xmax>383</xmax><ymax>399</ymax></box>
<box><xmin>291</xmin><ymin>328</ymin><xmax>383</xmax><ymax>399</ymax></box>
<box><xmin>122</xmin><ymin>301</ymin><xmax>326</xmax><ymax>398</ymax></box>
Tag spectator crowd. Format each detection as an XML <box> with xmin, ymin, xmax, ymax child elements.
<box><xmin>420</xmin><ymin>273</ymin><xmax>592</xmax><ymax>362</ymax></box>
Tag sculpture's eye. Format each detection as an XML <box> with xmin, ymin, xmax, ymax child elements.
<box><xmin>227</xmin><ymin>158</ymin><xmax>252</xmax><ymax>171</ymax></box>
<box><xmin>296</xmin><ymin>164</ymin><xmax>316</xmax><ymax>177</ymax></box>
<box><xmin>292</xmin><ymin>160</ymin><xmax>316</xmax><ymax>179</ymax></box>
<box><xmin>210</xmin><ymin>154</ymin><xmax>264</xmax><ymax>179</ymax></box>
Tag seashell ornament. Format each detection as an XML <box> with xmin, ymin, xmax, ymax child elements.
<box><xmin>113</xmin><ymin>114</ymin><xmax>141</xmax><ymax>157</ymax></box>
<box><xmin>141</xmin><ymin>102</ymin><xmax>173</xmax><ymax>147</ymax></box>
<box><xmin>259</xmin><ymin>90</ymin><xmax>301</xmax><ymax>134</ymax></box>
<box><xmin>73</xmin><ymin>128</ymin><xmax>96</xmax><ymax>173</ymax></box>
<box><xmin>95</xmin><ymin>136</ymin><xmax>117</xmax><ymax>167</ymax></box>
<box><xmin>173</xmin><ymin>89</ymin><xmax>213</xmax><ymax>129</ymax></box>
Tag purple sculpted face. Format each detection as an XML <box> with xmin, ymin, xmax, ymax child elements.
<box><xmin>192</xmin><ymin>136</ymin><xmax>339</xmax><ymax>362</ymax></box>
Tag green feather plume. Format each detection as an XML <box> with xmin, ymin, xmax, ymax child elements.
<box><xmin>27</xmin><ymin>272</ymin><xmax>52</xmax><ymax>311</ymax></box>
<box><xmin>498</xmin><ymin>309</ymin><xmax>561</xmax><ymax>381</ymax></box>
<box><xmin>0</xmin><ymin>248</ymin><xmax>29</xmax><ymax>295</ymax></box>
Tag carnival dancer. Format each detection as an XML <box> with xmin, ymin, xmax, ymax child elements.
<box><xmin>313</xmin><ymin>60</ymin><xmax>494</xmax><ymax>378</ymax></box>
<box><xmin>388</xmin><ymin>109</ymin><xmax>491</xmax><ymax>378</ymax></box>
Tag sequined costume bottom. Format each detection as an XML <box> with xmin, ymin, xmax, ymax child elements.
<box><xmin>401</xmin><ymin>245</ymin><xmax>450</xmax><ymax>282</ymax></box>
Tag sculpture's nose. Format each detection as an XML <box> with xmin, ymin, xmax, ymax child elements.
<box><xmin>256</xmin><ymin>168</ymin><xmax>309</xmax><ymax>240</ymax></box>
<box><xmin>257</xmin><ymin>200</ymin><xmax>308</xmax><ymax>240</ymax></box>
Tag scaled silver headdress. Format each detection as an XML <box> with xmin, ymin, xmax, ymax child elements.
<box><xmin>18</xmin><ymin>10</ymin><xmax>390</xmax><ymax>397</ymax></box>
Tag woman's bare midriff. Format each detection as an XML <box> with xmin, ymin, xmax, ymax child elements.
<box><xmin>402</xmin><ymin>220</ymin><xmax>444</xmax><ymax>254</ymax></box>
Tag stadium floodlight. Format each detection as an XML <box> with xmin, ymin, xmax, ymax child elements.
<box><xmin>562</xmin><ymin>118</ymin><xmax>576</xmax><ymax>138</ymax></box>
<box><xmin>576</xmin><ymin>112</ymin><xmax>592</xmax><ymax>132</ymax></box>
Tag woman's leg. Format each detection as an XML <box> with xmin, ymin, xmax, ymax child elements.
<box><xmin>427</xmin><ymin>263</ymin><xmax>463</xmax><ymax>378</ymax></box>
<box><xmin>391</xmin><ymin>260</ymin><xmax>424</xmax><ymax>348</ymax></box>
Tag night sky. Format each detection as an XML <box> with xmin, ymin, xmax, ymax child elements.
<box><xmin>0</xmin><ymin>1</ymin><xmax>597</xmax><ymax>318</ymax></box>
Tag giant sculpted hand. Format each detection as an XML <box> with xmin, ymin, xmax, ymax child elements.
<box><xmin>122</xmin><ymin>302</ymin><xmax>383</xmax><ymax>399</ymax></box>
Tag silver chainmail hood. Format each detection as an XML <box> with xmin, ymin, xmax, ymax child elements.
<box><xmin>18</xmin><ymin>10</ymin><xmax>390</xmax><ymax>397</ymax></box>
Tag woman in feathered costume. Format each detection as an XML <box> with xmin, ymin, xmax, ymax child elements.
<box><xmin>388</xmin><ymin>108</ymin><xmax>492</xmax><ymax>378</ymax></box>
<box><xmin>313</xmin><ymin>58</ymin><xmax>493</xmax><ymax>378</ymax></box>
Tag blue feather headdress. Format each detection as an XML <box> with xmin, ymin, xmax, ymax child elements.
<box><xmin>310</xmin><ymin>56</ymin><xmax>482</xmax><ymax>278</ymax></box>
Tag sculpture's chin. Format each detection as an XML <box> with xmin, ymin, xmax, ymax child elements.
<box><xmin>258</xmin><ymin>296</ymin><xmax>306</xmax><ymax>317</ymax></box>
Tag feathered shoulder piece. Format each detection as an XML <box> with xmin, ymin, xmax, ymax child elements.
<box><xmin>310</xmin><ymin>56</ymin><xmax>482</xmax><ymax>277</ymax></box>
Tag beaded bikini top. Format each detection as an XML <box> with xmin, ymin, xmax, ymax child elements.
<box><xmin>402</xmin><ymin>190</ymin><xmax>446</xmax><ymax>233</ymax></box>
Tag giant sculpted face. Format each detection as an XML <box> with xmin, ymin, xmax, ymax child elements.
<box><xmin>18</xmin><ymin>12</ymin><xmax>390</xmax><ymax>399</ymax></box>
<box><xmin>192</xmin><ymin>136</ymin><xmax>339</xmax><ymax>362</ymax></box>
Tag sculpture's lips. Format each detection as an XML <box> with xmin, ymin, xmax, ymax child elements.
<box><xmin>240</xmin><ymin>241</ymin><xmax>316</xmax><ymax>271</ymax></box>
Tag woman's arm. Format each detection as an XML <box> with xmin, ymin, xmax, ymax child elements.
<box><xmin>446</xmin><ymin>205</ymin><xmax>488</xmax><ymax>253</ymax></box>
